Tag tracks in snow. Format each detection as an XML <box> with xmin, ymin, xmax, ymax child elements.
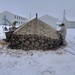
<box><xmin>60</xmin><ymin>38</ymin><xmax>75</xmax><ymax>56</ymax></box>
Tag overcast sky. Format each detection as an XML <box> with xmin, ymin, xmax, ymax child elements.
<box><xmin>0</xmin><ymin>0</ymin><xmax>75</xmax><ymax>19</ymax></box>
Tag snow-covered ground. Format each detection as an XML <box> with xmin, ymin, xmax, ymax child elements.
<box><xmin>0</xmin><ymin>25</ymin><xmax>75</xmax><ymax>75</ymax></box>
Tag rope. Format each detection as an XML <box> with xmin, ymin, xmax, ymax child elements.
<box><xmin>63</xmin><ymin>48</ymin><xmax>75</xmax><ymax>56</ymax></box>
<box><xmin>60</xmin><ymin>45</ymin><xmax>75</xmax><ymax>56</ymax></box>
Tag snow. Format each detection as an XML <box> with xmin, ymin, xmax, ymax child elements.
<box><xmin>0</xmin><ymin>25</ymin><xmax>75</xmax><ymax>75</ymax></box>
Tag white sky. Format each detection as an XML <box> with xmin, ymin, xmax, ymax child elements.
<box><xmin>0</xmin><ymin>0</ymin><xmax>75</xmax><ymax>19</ymax></box>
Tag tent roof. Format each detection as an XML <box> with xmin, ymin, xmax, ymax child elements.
<box><xmin>14</xmin><ymin>18</ymin><xmax>59</xmax><ymax>39</ymax></box>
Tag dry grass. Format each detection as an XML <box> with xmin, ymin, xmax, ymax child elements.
<box><xmin>0</xmin><ymin>40</ymin><xmax>9</xmax><ymax>45</ymax></box>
